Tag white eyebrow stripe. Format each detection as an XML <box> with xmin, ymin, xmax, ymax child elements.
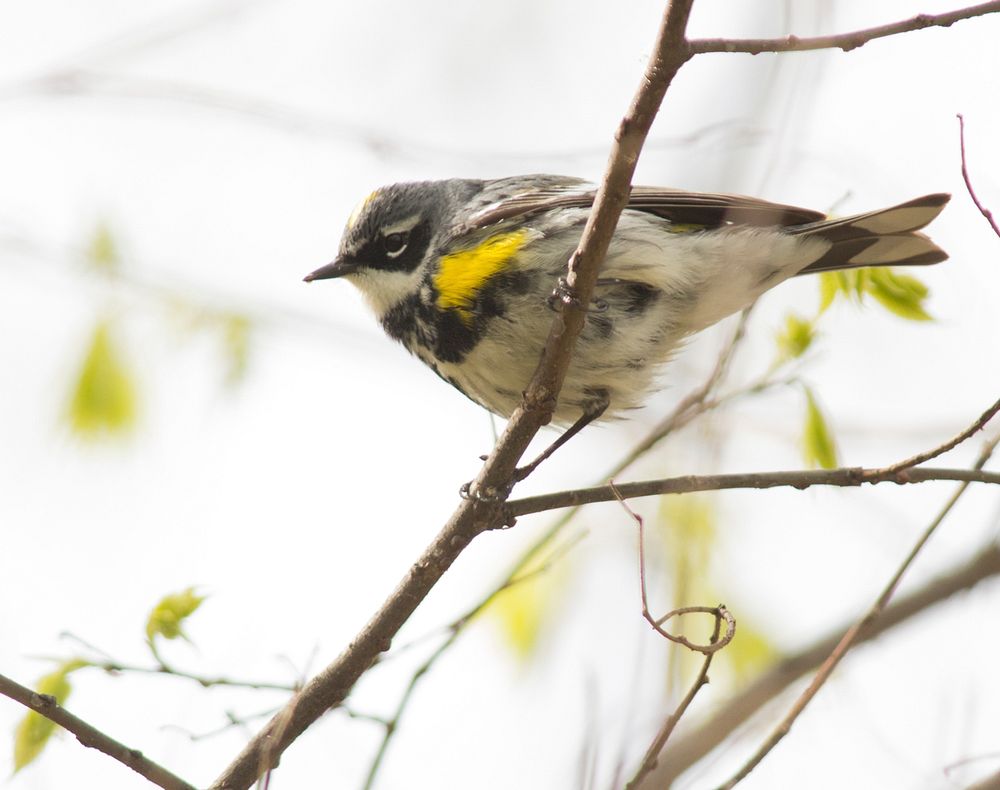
<box><xmin>382</xmin><ymin>215</ymin><xmax>422</xmax><ymax>236</ymax></box>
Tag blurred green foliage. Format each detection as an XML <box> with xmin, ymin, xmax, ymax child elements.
<box><xmin>13</xmin><ymin>659</ymin><xmax>87</xmax><ymax>772</ymax></box>
<box><xmin>86</xmin><ymin>222</ymin><xmax>120</xmax><ymax>276</ymax></box>
<box><xmin>774</xmin><ymin>313</ymin><xmax>817</xmax><ymax>363</ymax></box>
<box><xmin>802</xmin><ymin>386</ymin><xmax>839</xmax><ymax>469</ymax></box>
<box><xmin>818</xmin><ymin>268</ymin><xmax>932</xmax><ymax>320</ymax></box>
<box><xmin>66</xmin><ymin>319</ymin><xmax>137</xmax><ymax>437</ymax></box>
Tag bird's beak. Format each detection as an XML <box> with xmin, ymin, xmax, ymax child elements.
<box><xmin>303</xmin><ymin>256</ymin><xmax>360</xmax><ymax>283</ymax></box>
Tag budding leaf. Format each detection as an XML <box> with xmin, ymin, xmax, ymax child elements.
<box><xmin>146</xmin><ymin>587</ymin><xmax>206</xmax><ymax>645</ymax></box>
<box><xmin>775</xmin><ymin>313</ymin><xmax>817</xmax><ymax>362</ymax></box>
<box><xmin>864</xmin><ymin>268</ymin><xmax>932</xmax><ymax>322</ymax></box>
<box><xmin>802</xmin><ymin>387</ymin><xmax>838</xmax><ymax>469</ymax></box>
<box><xmin>66</xmin><ymin>320</ymin><xmax>137</xmax><ymax>438</ymax></box>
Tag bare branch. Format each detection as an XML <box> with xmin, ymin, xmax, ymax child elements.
<box><xmin>208</xmin><ymin>5</ymin><xmax>698</xmax><ymax>787</ymax></box>
<box><xmin>689</xmin><ymin>3</ymin><xmax>1000</xmax><ymax>55</ymax></box>
<box><xmin>958</xmin><ymin>113</ymin><xmax>1000</xmax><ymax>240</ymax></box>
<box><xmin>512</xmin><ymin>392</ymin><xmax>1000</xmax><ymax>516</ymax></box>
<box><xmin>0</xmin><ymin>672</ymin><xmax>196</xmax><ymax>790</ymax></box>
<box><xmin>717</xmin><ymin>435</ymin><xmax>1000</xmax><ymax>789</ymax></box>
<box><xmin>646</xmin><ymin>540</ymin><xmax>1000</xmax><ymax>786</ymax></box>
<box><xmin>509</xmin><ymin>466</ymin><xmax>1000</xmax><ymax>518</ymax></box>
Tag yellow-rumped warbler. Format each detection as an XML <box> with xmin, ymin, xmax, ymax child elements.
<box><xmin>305</xmin><ymin>175</ymin><xmax>948</xmax><ymax>429</ymax></box>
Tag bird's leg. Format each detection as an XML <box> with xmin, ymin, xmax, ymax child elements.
<box><xmin>511</xmin><ymin>393</ymin><xmax>609</xmax><ymax>483</ymax></box>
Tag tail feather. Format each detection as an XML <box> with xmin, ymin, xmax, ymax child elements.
<box><xmin>793</xmin><ymin>193</ymin><xmax>950</xmax><ymax>275</ymax></box>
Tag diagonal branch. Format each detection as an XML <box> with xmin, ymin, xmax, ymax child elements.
<box><xmin>689</xmin><ymin>2</ymin><xmax>1000</xmax><ymax>55</ymax></box>
<box><xmin>208</xmin><ymin>3</ymin><xmax>698</xmax><ymax>788</ymax></box>
<box><xmin>0</xmin><ymin>672</ymin><xmax>196</xmax><ymax>790</ymax></box>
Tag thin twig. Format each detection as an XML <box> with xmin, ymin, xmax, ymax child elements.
<box><xmin>957</xmin><ymin>113</ymin><xmax>1000</xmax><ymax>240</ymax></box>
<box><xmin>689</xmin><ymin>2</ymin><xmax>1000</xmax><ymax>55</ymax></box>
<box><xmin>646</xmin><ymin>540</ymin><xmax>1000</xmax><ymax>786</ymax></box>
<box><xmin>86</xmin><ymin>660</ymin><xmax>299</xmax><ymax>692</ymax></box>
<box><xmin>0</xmin><ymin>672</ymin><xmax>196</xmax><ymax>790</ymax></box>
<box><xmin>613</xmin><ymin>307</ymin><xmax>756</xmax><ymax>474</ymax></box>
<box><xmin>610</xmin><ymin>485</ymin><xmax>733</xmax><ymax>785</ymax></box>
<box><xmin>867</xmin><ymin>395</ymin><xmax>1000</xmax><ymax>477</ymax></box>
<box><xmin>717</xmin><ymin>435</ymin><xmax>1000</xmax><ymax>789</ymax></box>
<box><xmin>611</xmin><ymin>481</ymin><xmax>736</xmax><ymax>655</ymax></box>
<box><xmin>626</xmin><ymin>614</ymin><xmax>724</xmax><ymax>790</ymax></box>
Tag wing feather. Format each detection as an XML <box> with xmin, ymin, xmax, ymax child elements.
<box><xmin>463</xmin><ymin>182</ymin><xmax>826</xmax><ymax>232</ymax></box>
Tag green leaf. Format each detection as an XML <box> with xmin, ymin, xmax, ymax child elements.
<box><xmin>221</xmin><ymin>313</ymin><xmax>252</xmax><ymax>385</ymax></box>
<box><xmin>774</xmin><ymin>313</ymin><xmax>817</xmax><ymax>362</ymax></box>
<box><xmin>864</xmin><ymin>268</ymin><xmax>932</xmax><ymax>321</ymax></box>
<box><xmin>13</xmin><ymin>660</ymin><xmax>86</xmax><ymax>772</ymax></box>
<box><xmin>146</xmin><ymin>587</ymin><xmax>206</xmax><ymax>645</ymax></box>
<box><xmin>66</xmin><ymin>320</ymin><xmax>137</xmax><ymax>438</ymax></box>
<box><xmin>86</xmin><ymin>222</ymin><xmax>119</xmax><ymax>275</ymax></box>
<box><xmin>802</xmin><ymin>386</ymin><xmax>838</xmax><ymax>469</ymax></box>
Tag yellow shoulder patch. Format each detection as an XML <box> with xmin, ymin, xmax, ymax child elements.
<box><xmin>434</xmin><ymin>229</ymin><xmax>529</xmax><ymax>324</ymax></box>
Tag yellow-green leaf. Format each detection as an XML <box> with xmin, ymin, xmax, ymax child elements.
<box><xmin>488</xmin><ymin>574</ymin><xmax>549</xmax><ymax>658</ymax></box>
<box><xmin>722</xmin><ymin>621</ymin><xmax>777</xmax><ymax>684</ymax></box>
<box><xmin>660</xmin><ymin>495</ymin><xmax>716</xmax><ymax>601</ymax></box>
<box><xmin>853</xmin><ymin>268</ymin><xmax>869</xmax><ymax>299</ymax></box>
<box><xmin>774</xmin><ymin>313</ymin><xmax>817</xmax><ymax>362</ymax></box>
<box><xmin>802</xmin><ymin>387</ymin><xmax>838</xmax><ymax>469</ymax></box>
<box><xmin>87</xmin><ymin>222</ymin><xmax>119</xmax><ymax>275</ymax></box>
<box><xmin>865</xmin><ymin>268</ymin><xmax>932</xmax><ymax>321</ymax></box>
<box><xmin>221</xmin><ymin>313</ymin><xmax>252</xmax><ymax>385</ymax></box>
<box><xmin>818</xmin><ymin>270</ymin><xmax>860</xmax><ymax>311</ymax></box>
<box><xmin>483</xmin><ymin>548</ymin><xmax>573</xmax><ymax>661</ymax></box>
<box><xmin>146</xmin><ymin>587</ymin><xmax>206</xmax><ymax>644</ymax></box>
<box><xmin>13</xmin><ymin>660</ymin><xmax>86</xmax><ymax>772</ymax></box>
<box><xmin>818</xmin><ymin>272</ymin><xmax>839</xmax><ymax>313</ymax></box>
<box><xmin>66</xmin><ymin>320</ymin><xmax>137</xmax><ymax>437</ymax></box>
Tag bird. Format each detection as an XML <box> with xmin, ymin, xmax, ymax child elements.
<box><xmin>305</xmin><ymin>175</ymin><xmax>949</xmax><ymax>436</ymax></box>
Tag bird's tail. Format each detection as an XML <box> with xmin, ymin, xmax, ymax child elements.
<box><xmin>792</xmin><ymin>193</ymin><xmax>950</xmax><ymax>274</ymax></box>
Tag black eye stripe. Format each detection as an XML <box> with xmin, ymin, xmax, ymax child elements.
<box><xmin>358</xmin><ymin>219</ymin><xmax>431</xmax><ymax>273</ymax></box>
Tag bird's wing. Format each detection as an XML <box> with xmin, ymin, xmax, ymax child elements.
<box><xmin>463</xmin><ymin>183</ymin><xmax>827</xmax><ymax>232</ymax></box>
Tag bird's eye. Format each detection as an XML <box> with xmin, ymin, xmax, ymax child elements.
<box><xmin>382</xmin><ymin>232</ymin><xmax>409</xmax><ymax>257</ymax></box>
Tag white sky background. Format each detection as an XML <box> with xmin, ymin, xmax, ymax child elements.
<box><xmin>2</xmin><ymin>0</ymin><xmax>1000</xmax><ymax>788</ymax></box>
